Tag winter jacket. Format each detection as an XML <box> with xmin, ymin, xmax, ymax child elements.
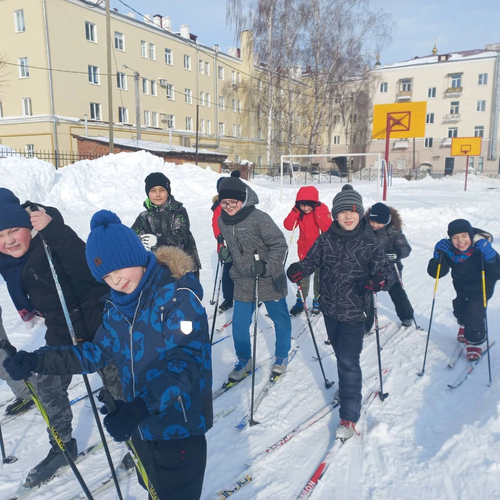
<box><xmin>427</xmin><ymin>229</ymin><xmax>500</xmax><ymax>299</ymax></box>
<box><xmin>299</xmin><ymin>219</ymin><xmax>396</xmax><ymax>321</ymax></box>
<box><xmin>132</xmin><ymin>195</ymin><xmax>201</xmax><ymax>272</ymax></box>
<box><xmin>283</xmin><ymin>186</ymin><xmax>332</xmax><ymax>260</ymax></box>
<box><xmin>218</xmin><ymin>185</ymin><xmax>288</xmax><ymax>302</ymax></box>
<box><xmin>365</xmin><ymin>206</ymin><xmax>411</xmax><ymax>272</ymax></box>
<box><xmin>0</xmin><ymin>204</ymin><xmax>109</xmax><ymax>346</ymax></box>
<box><xmin>35</xmin><ymin>247</ymin><xmax>213</xmax><ymax>441</ymax></box>
<box><xmin>211</xmin><ymin>196</ymin><xmax>223</xmax><ymax>252</ymax></box>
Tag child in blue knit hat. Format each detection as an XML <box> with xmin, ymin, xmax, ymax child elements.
<box><xmin>4</xmin><ymin>210</ymin><xmax>213</xmax><ymax>499</ymax></box>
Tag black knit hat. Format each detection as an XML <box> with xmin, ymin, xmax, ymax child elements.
<box><xmin>145</xmin><ymin>172</ymin><xmax>171</xmax><ymax>195</ymax></box>
<box><xmin>448</xmin><ymin>219</ymin><xmax>474</xmax><ymax>240</ymax></box>
<box><xmin>218</xmin><ymin>176</ymin><xmax>246</xmax><ymax>202</ymax></box>
<box><xmin>369</xmin><ymin>203</ymin><xmax>391</xmax><ymax>225</ymax></box>
<box><xmin>331</xmin><ymin>184</ymin><xmax>364</xmax><ymax>218</ymax></box>
<box><xmin>230</xmin><ymin>170</ymin><xmax>241</xmax><ymax>178</ymax></box>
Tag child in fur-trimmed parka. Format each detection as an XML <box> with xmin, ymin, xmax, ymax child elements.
<box><xmin>428</xmin><ymin>218</ymin><xmax>500</xmax><ymax>361</ymax></box>
<box><xmin>366</xmin><ymin>202</ymin><xmax>414</xmax><ymax>328</ymax></box>
<box><xmin>4</xmin><ymin>210</ymin><xmax>213</xmax><ymax>500</ymax></box>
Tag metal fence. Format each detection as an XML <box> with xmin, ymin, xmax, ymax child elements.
<box><xmin>0</xmin><ymin>149</ymin><xmax>102</xmax><ymax>168</ymax></box>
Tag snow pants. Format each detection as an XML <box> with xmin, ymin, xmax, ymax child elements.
<box><xmin>388</xmin><ymin>282</ymin><xmax>414</xmax><ymax>322</ymax></box>
<box><xmin>131</xmin><ymin>433</ymin><xmax>207</xmax><ymax>500</ymax></box>
<box><xmin>222</xmin><ymin>261</ymin><xmax>234</xmax><ymax>302</ymax></box>
<box><xmin>324</xmin><ymin>315</ymin><xmax>364</xmax><ymax>423</ymax></box>
<box><xmin>453</xmin><ymin>293</ymin><xmax>487</xmax><ymax>345</ymax></box>
<box><xmin>232</xmin><ymin>298</ymin><xmax>292</xmax><ymax>362</ymax></box>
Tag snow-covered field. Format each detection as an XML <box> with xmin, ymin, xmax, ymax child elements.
<box><xmin>0</xmin><ymin>151</ymin><xmax>499</xmax><ymax>500</ymax></box>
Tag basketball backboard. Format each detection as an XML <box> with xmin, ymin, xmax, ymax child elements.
<box><xmin>451</xmin><ymin>137</ymin><xmax>482</xmax><ymax>156</ymax></box>
<box><xmin>372</xmin><ymin>101</ymin><xmax>427</xmax><ymax>140</ymax></box>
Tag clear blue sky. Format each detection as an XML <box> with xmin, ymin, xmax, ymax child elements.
<box><xmin>111</xmin><ymin>0</ymin><xmax>500</xmax><ymax>64</ymax></box>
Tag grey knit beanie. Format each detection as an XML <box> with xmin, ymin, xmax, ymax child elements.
<box><xmin>331</xmin><ymin>184</ymin><xmax>364</xmax><ymax>219</ymax></box>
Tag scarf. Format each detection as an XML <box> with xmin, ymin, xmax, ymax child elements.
<box><xmin>220</xmin><ymin>205</ymin><xmax>255</xmax><ymax>226</ymax></box>
<box><xmin>330</xmin><ymin>217</ymin><xmax>365</xmax><ymax>241</ymax></box>
<box><xmin>446</xmin><ymin>246</ymin><xmax>475</xmax><ymax>264</ymax></box>
<box><xmin>110</xmin><ymin>252</ymin><xmax>158</xmax><ymax>320</ymax></box>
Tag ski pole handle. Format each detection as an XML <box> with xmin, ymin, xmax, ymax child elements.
<box><xmin>98</xmin><ymin>389</ymin><xmax>118</xmax><ymax>416</ymax></box>
<box><xmin>0</xmin><ymin>339</ymin><xmax>17</xmax><ymax>358</ymax></box>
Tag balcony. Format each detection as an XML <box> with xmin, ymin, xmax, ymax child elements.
<box><xmin>446</xmin><ymin>86</ymin><xmax>462</xmax><ymax>96</ymax></box>
<box><xmin>393</xmin><ymin>140</ymin><xmax>409</xmax><ymax>150</ymax></box>
<box><xmin>442</xmin><ymin>138</ymin><xmax>453</xmax><ymax>147</ymax></box>
<box><xmin>396</xmin><ymin>90</ymin><xmax>413</xmax><ymax>101</ymax></box>
<box><xmin>443</xmin><ymin>113</ymin><xmax>461</xmax><ymax>122</ymax></box>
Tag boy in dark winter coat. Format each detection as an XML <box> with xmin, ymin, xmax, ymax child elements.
<box><xmin>4</xmin><ymin>210</ymin><xmax>213</xmax><ymax>500</ymax></box>
<box><xmin>217</xmin><ymin>176</ymin><xmax>292</xmax><ymax>379</ymax></box>
<box><xmin>132</xmin><ymin>172</ymin><xmax>202</xmax><ymax>278</ymax></box>
<box><xmin>0</xmin><ymin>188</ymin><xmax>121</xmax><ymax>487</ymax></box>
<box><xmin>367</xmin><ymin>202</ymin><xmax>414</xmax><ymax>327</ymax></box>
<box><xmin>287</xmin><ymin>185</ymin><xmax>394</xmax><ymax>440</ymax></box>
<box><xmin>428</xmin><ymin>218</ymin><xmax>500</xmax><ymax>361</ymax></box>
<box><xmin>283</xmin><ymin>186</ymin><xmax>332</xmax><ymax>316</ymax></box>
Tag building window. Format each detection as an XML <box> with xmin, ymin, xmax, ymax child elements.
<box><xmin>25</xmin><ymin>144</ymin><xmax>35</xmax><ymax>157</ymax></box>
<box><xmin>186</xmin><ymin>117</ymin><xmax>193</xmax><ymax>131</ymax></box>
<box><xmin>200</xmin><ymin>92</ymin><xmax>205</xmax><ymax>106</ymax></box>
<box><xmin>19</xmin><ymin>57</ymin><xmax>29</xmax><ymax>78</ymax></box>
<box><xmin>426</xmin><ymin>113</ymin><xmax>434</xmax><ymax>124</ymax></box>
<box><xmin>257</xmin><ymin>156</ymin><xmax>262</xmax><ymax>167</ymax></box>
<box><xmin>151</xmin><ymin>80</ymin><xmax>157</xmax><ymax>96</ymax></box>
<box><xmin>218</xmin><ymin>66</ymin><xmax>224</xmax><ymax>80</ymax></box>
<box><xmin>143</xmin><ymin>111</ymin><xmax>150</xmax><ymax>126</ymax></box>
<box><xmin>219</xmin><ymin>122</ymin><xmax>225</xmax><ymax>135</ymax></box>
<box><xmin>141</xmin><ymin>40</ymin><xmax>147</xmax><ymax>58</ymax></box>
<box><xmin>478</xmin><ymin>73</ymin><xmax>488</xmax><ymax>86</ymax></box>
<box><xmin>85</xmin><ymin>21</ymin><xmax>96</xmax><ymax>42</ymax></box>
<box><xmin>166</xmin><ymin>84</ymin><xmax>174</xmax><ymax>100</ymax></box>
<box><xmin>114</xmin><ymin>32</ymin><xmax>125</xmax><ymax>51</ymax></box>
<box><xmin>232</xmin><ymin>99</ymin><xmax>237</xmax><ymax>112</ymax></box>
<box><xmin>149</xmin><ymin>43</ymin><xmax>156</xmax><ymax>60</ymax></box>
<box><xmin>117</xmin><ymin>72</ymin><xmax>127</xmax><ymax>90</ymax></box>
<box><xmin>424</xmin><ymin>137</ymin><xmax>433</xmax><ymax>148</ymax></box>
<box><xmin>428</xmin><ymin>87</ymin><xmax>436</xmax><ymax>98</ymax></box>
<box><xmin>257</xmin><ymin>128</ymin><xmax>262</xmax><ymax>140</ymax></box>
<box><xmin>142</xmin><ymin>78</ymin><xmax>149</xmax><ymax>94</ymax></box>
<box><xmin>219</xmin><ymin>96</ymin><xmax>225</xmax><ymax>110</ymax></box>
<box><xmin>232</xmin><ymin>124</ymin><xmax>237</xmax><ymax>137</ymax></box>
<box><xmin>448</xmin><ymin>127</ymin><xmax>458</xmax><ymax>138</ymax></box>
<box><xmin>232</xmin><ymin>71</ymin><xmax>237</xmax><ymax>84</ymax></box>
<box><xmin>477</xmin><ymin>100</ymin><xmax>486</xmax><ymax>112</ymax></box>
<box><xmin>206</xmin><ymin>120</ymin><xmax>211</xmax><ymax>134</ymax></box>
<box><xmin>237</xmin><ymin>72</ymin><xmax>241</xmax><ymax>84</ymax></box>
<box><xmin>206</xmin><ymin>93</ymin><xmax>211</xmax><ymax>107</ymax></box>
<box><xmin>478</xmin><ymin>156</ymin><xmax>484</xmax><ymax>173</ymax></box>
<box><xmin>200</xmin><ymin>119</ymin><xmax>205</xmax><ymax>134</ymax></box>
<box><xmin>235</xmin><ymin>155</ymin><xmax>240</xmax><ymax>163</ymax></box>
<box><xmin>184</xmin><ymin>55</ymin><xmax>191</xmax><ymax>70</ymax></box>
<box><xmin>152</xmin><ymin>111</ymin><xmax>158</xmax><ymax>127</ymax></box>
<box><xmin>15</xmin><ymin>10</ymin><xmax>25</xmax><ymax>33</ymax></box>
<box><xmin>199</xmin><ymin>60</ymin><xmax>204</xmax><ymax>74</ymax></box>
<box><xmin>238</xmin><ymin>101</ymin><xmax>242</xmax><ymax>113</ymax></box>
<box><xmin>474</xmin><ymin>126</ymin><xmax>484</xmax><ymax>137</ymax></box>
<box><xmin>401</xmin><ymin>78</ymin><xmax>412</xmax><ymax>91</ymax></box>
<box><xmin>88</xmin><ymin>65</ymin><xmax>100</xmax><ymax>85</ymax></box>
<box><xmin>451</xmin><ymin>74</ymin><xmax>461</xmax><ymax>88</ymax></box>
<box><xmin>0</xmin><ymin>101</ymin><xmax>3</xmax><ymax>117</ymax></box>
<box><xmin>450</xmin><ymin>101</ymin><xmax>459</xmax><ymax>114</ymax></box>
<box><xmin>166</xmin><ymin>115</ymin><xmax>175</xmax><ymax>128</ymax></box>
<box><xmin>118</xmin><ymin>106</ymin><xmax>128</xmax><ymax>123</ymax></box>
<box><xmin>205</xmin><ymin>62</ymin><xmax>210</xmax><ymax>76</ymax></box>
<box><xmin>468</xmin><ymin>157</ymin><xmax>474</xmax><ymax>169</ymax></box>
<box><xmin>379</xmin><ymin>82</ymin><xmax>388</xmax><ymax>93</ymax></box>
<box><xmin>90</xmin><ymin>102</ymin><xmax>101</xmax><ymax>120</ymax></box>
<box><xmin>257</xmin><ymin>80</ymin><xmax>262</xmax><ymax>92</ymax></box>
<box><xmin>165</xmin><ymin>48</ymin><xmax>173</xmax><ymax>65</ymax></box>
<box><xmin>185</xmin><ymin>88</ymin><xmax>192</xmax><ymax>104</ymax></box>
<box><xmin>333</xmin><ymin>136</ymin><xmax>340</xmax><ymax>145</ymax></box>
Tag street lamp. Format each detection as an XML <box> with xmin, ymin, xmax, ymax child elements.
<box><xmin>123</xmin><ymin>64</ymin><xmax>141</xmax><ymax>141</ymax></box>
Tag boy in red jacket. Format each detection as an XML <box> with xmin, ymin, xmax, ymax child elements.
<box><xmin>284</xmin><ymin>186</ymin><xmax>332</xmax><ymax>315</ymax></box>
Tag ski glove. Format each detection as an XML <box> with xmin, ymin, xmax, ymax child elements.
<box><xmin>3</xmin><ymin>351</ymin><xmax>38</xmax><ymax>381</ymax></box>
<box><xmin>287</xmin><ymin>263</ymin><xmax>303</xmax><ymax>283</ymax></box>
<box><xmin>140</xmin><ymin>234</ymin><xmax>158</xmax><ymax>251</ymax></box>
<box><xmin>385</xmin><ymin>248</ymin><xmax>400</xmax><ymax>262</ymax></box>
<box><xmin>251</xmin><ymin>260</ymin><xmax>267</xmax><ymax>277</ymax></box>
<box><xmin>434</xmin><ymin>239</ymin><xmax>451</xmax><ymax>259</ymax></box>
<box><xmin>364</xmin><ymin>272</ymin><xmax>386</xmax><ymax>292</ymax></box>
<box><xmin>217</xmin><ymin>233</ymin><xmax>225</xmax><ymax>245</ymax></box>
<box><xmin>475</xmin><ymin>239</ymin><xmax>496</xmax><ymax>262</ymax></box>
<box><xmin>218</xmin><ymin>246</ymin><xmax>232</xmax><ymax>263</ymax></box>
<box><xmin>101</xmin><ymin>397</ymin><xmax>150</xmax><ymax>442</ymax></box>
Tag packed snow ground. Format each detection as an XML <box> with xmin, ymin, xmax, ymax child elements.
<box><xmin>0</xmin><ymin>151</ymin><xmax>499</xmax><ymax>500</ymax></box>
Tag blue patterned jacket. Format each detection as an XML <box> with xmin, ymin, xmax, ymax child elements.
<box><xmin>36</xmin><ymin>247</ymin><xmax>213</xmax><ymax>441</ymax></box>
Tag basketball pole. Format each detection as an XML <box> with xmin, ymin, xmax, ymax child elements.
<box><xmin>464</xmin><ymin>155</ymin><xmax>469</xmax><ymax>191</ymax></box>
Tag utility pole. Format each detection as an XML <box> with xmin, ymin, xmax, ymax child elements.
<box><xmin>105</xmin><ymin>0</ymin><xmax>114</xmax><ymax>152</ymax></box>
<box><xmin>123</xmin><ymin>65</ymin><xmax>141</xmax><ymax>141</ymax></box>
<box><xmin>195</xmin><ymin>104</ymin><xmax>199</xmax><ymax>165</ymax></box>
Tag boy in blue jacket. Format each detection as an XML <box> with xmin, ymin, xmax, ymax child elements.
<box><xmin>4</xmin><ymin>210</ymin><xmax>213</xmax><ymax>500</ymax></box>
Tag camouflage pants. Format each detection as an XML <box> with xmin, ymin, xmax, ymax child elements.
<box><xmin>0</xmin><ymin>306</ymin><xmax>32</xmax><ymax>401</ymax></box>
<box><xmin>36</xmin><ymin>361</ymin><xmax>123</xmax><ymax>447</ymax></box>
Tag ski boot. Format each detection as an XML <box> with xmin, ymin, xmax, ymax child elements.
<box><xmin>457</xmin><ymin>325</ymin><xmax>465</xmax><ymax>343</ymax></box>
<box><xmin>336</xmin><ymin>420</ymin><xmax>358</xmax><ymax>441</ymax></box>
<box><xmin>219</xmin><ymin>299</ymin><xmax>233</xmax><ymax>312</ymax></box>
<box><xmin>5</xmin><ymin>397</ymin><xmax>35</xmax><ymax>416</ymax></box>
<box><xmin>466</xmin><ymin>342</ymin><xmax>484</xmax><ymax>361</ymax></box>
<box><xmin>289</xmin><ymin>298</ymin><xmax>304</xmax><ymax>317</ymax></box>
<box><xmin>401</xmin><ymin>318</ymin><xmax>413</xmax><ymax>328</ymax></box>
<box><xmin>311</xmin><ymin>297</ymin><xmax>320</xmax><ymax>315</ymax></box>
<box><xmin>228</xmin><ymin>359</ymin><xmax>252</xmax><ymax>382</ymax></box>
<box><xmin>271</xmin><ymin>356</ymin><xmax>288</xmax><ymax>375</ymax></box>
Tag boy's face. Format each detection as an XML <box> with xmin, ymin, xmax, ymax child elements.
<box><xmin>220</xmin><ymin>199</ymin><xmax>243</xmax><ymax>216</ymax></box>
<box><xmin>149</xmin><ymin>186</ymin><xmax>168</xmax><ymax>206</ymax></box>
<box><xmin>369</xmin><ymin>220</ymin><xmax>385</xmax><ymax>231</ymax></box>
<box><xmin>451</xmin><ymin>232</ymin><xmax>472</xmax><ymax>252</ymax></box>
<box><xmin>0</xmin><ymin>227</ymin><xmax>32</xmax><ymax>258</ymax></box>
<box><xmin>299</xmin><ymin>204</ymin><xmax>313</xmax><ymax>214</ymax></box>
<box><xmin>336</xmin><ymin>211</ymin><xmax>360</xmax><ymax>231</ymax></box>
<box><xmin>103</xmin><ymin>266</ymin><xmax>145</xmax><ymax>294</ymax></box>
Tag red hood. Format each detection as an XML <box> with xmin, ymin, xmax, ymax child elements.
<box><xmin>295</xmin><ymin>186</ymin><xmax>319</xmax><ymax>203</ymax></box>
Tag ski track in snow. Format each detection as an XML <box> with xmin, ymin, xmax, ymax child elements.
<box><xmin>0</xmin><ymin>153</ymin><xmax>499</xmax><ymax>499</ymax></box>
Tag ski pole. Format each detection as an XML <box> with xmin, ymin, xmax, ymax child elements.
<box><xmin>0</xmin><ymin>339</ymin><xmax>95</xmax><ymax>499</ymax></box>
<box><xmin>249</xmin><ymin>252</ymin><xmax>260</xmax><ymax>427</ymax></box>
<box><xmin>0</xmin><ymin>422</ymin><xmax>17</xmax><ymax>464</ymax></box>
<box><xmin>210</xmin><ymin>259</ymin><xmax>220</xmax><ymax>305</ymax></box>
<box><xmin>297</xmin><ymin>284</ymin><xmax>334</xmax><ymax>389</ymax></box>
<box><xmin>481</xmin><ymin>255</ymin><xmax>493</xmax><ymax>386</ymax></box>
<box><xmin>373</xmin><ymin>292</ymin><xmax>389</xmax><ymax>401</ymax></box>
<box><xmin>418</xmin><ymin>252</ymin><xmax>442</xmax><ymax>377</ymax></box>
<box><xmin>30</xmin><ymin>206</ymin><xmax>123</xmax><ymax>500</ymax></box>
<box><xmin>210</xmin><ymin>261</ymin><xmax>225</xmax><ymax>345</ymax></box>
<box><xmin>393</xmin><ymin>263</ymin><xmax>420</xmax><ymax>330</ymax></box>
<box><xmin>98</xmin><ymin>389</ymin><xmax>160</xmax><ymax>500</ymax></box>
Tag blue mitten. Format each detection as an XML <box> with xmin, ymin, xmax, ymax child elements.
<box><xmin>434</xmin><ymin>239</ymin><xmax>451</xmax><ymax>259</ymax></box>
<box><xmin>3</xmin><ymin>351</ymin><xmax>38</xmax><ymax>381</ymax></box>
<box><xmin>475</xmin><ymin>239</ymin><xmax>496</xmax><ymax>262</ymax></box>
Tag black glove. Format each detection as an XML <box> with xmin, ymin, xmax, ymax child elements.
<box><xmin>217</xmin><ymin>234</ymin><xmax>225</xmax><ymax>245</ymax></box>
<box><xmin>287</xmin><ymin>263</ymin><xmax>303</xmax><ymax>283</ymax></box>
<box><xmin>3</xmin><ymin>351</ymin><xmax>38</xmax><ymax>381</ymax></box>
<box><xmin>385</xmin><ymin>248</ymin><xmax>400</xmax><ymax>262</ymax></box>
<box><xmin>101</xmin><ymin>397</ymin><xmax>149</xmax><ymax>442</ymax></box>
<box><xmin>364</xmin><ymin>272</ymin><xmax>386</xmax><ymax>292</ymax></box>
<box><xmin>218</xmin><ymin>246</ymin><xmax>232</xmax><ymax>263</ymax></box>
<box><xmin>251</xmin><ymin>260</ymin><xmax>266</xmax><ymax>277</ymax></box>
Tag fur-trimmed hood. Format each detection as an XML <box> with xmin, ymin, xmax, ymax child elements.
<box><xmin>365</xmin><ymin>205</ymin><xmax>403</xmax><ymax>231</ymax></box>
<box><xmin>153</xmin><ymin>246</ymin><xmax>195</xmax><ymax>279</ymax></box>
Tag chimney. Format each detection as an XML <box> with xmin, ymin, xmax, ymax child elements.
<box><xmin>228</xmin><ymin>47</ymin><xmax>238</xmax><ymax>58</ymax></box>
<box><xmin>180</xmin><ymin>24</ymin><xmax>190</xmax><ymax>39</ymax></box>
<box><xmin>161</xmin><ymin>16</ymin><xmax>171</xmax><ymax>31</ymax></box>
<box><xmin>153</xmin><ymin>15</ymin><xmax>162</xmax><ymax>27</ymax></box>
